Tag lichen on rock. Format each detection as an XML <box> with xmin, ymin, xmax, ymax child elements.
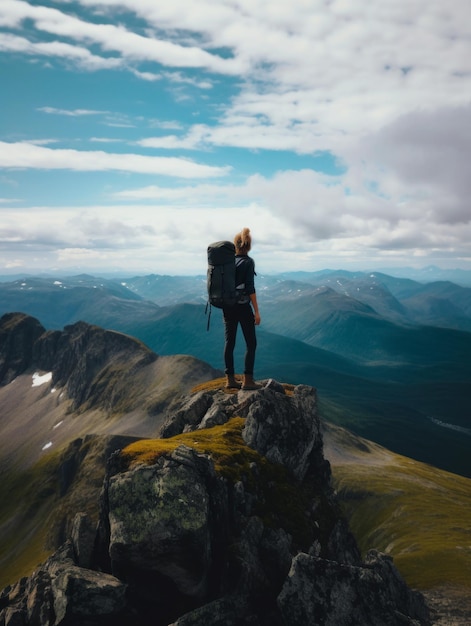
<box><xmin>108</xmin><ymin>447</ymin><xmax>213</xmax><ymax>598</ymax></box>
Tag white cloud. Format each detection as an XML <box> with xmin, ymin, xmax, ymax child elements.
<box><xmin>0</xmin><ymin>0</ymin><xmax>243</xmax><ymax>74</ymax></box>
<box><xmin>0</xmin><ymin>202</ymin><xmax>287</xmax><ymax>273</ymax></box>
<box><xmin>136</xmin><ymin>125</ymin><xmax>209</xmax><ymax>150</ymax></box>
<box><xmin>0</xmin><ymin>32</ymin><xmax>122</xmax><ymax>70</ymax></box>
<box><xmin>0</xmin><ymin>141</ymin><xmax>231</xmax><ymax>178</ymax></box>
<box><xmin>108</xmin><ymin>165</ymin><xmax>471</xmax><ymax>269</ymax></box>
<box><xmin>38</xmin><ymin>107</ymin><xmax>108</xmax><ymax>116</ymax></box>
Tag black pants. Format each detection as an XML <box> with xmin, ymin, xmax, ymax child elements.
<box><xmin>223</xmin><ymin>303</ymin><xmax>257</xmax><ymax>376</ymax></box>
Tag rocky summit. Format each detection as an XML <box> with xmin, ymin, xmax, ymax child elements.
<box><xmin>0</xmin><ymin>378</ymin><xmax>431</xmax><ymax>626</ymax></box>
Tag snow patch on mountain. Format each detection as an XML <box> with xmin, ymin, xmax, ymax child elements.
<box><xmin>32</xmin><ymin>371</ymin><xmax>52</xmax><ymax>387</ymax></box>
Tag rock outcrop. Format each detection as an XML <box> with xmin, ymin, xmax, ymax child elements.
<box><xmin>0</xmin><ymin>312</ymin><xmax>46</xmax><ymax>384</ymax></box>
<box><xmin>0</xmin><ymin>380</ymin><xmax>431</xmax><ymax>625</ymax></box>
<box><xmin>0</xmin><ymin>313</ymin><xmax>156</xmax><ymax>412</ymax></box>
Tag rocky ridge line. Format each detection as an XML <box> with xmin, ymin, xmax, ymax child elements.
<box><xmin>0</xmin><ymin>379</ymin><xmax>431</xmax><ymax>625</ymax></box>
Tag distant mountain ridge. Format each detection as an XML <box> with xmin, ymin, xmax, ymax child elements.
<box><xmin>2</xmin><ymin>263</ymin><xmax>471</xmax><ymax>286</ymax></box>
<box><xmin>1</xmin><ymin>269</ymin><xmax>470</xmax><ymax>478</ymax></box>
<box><xmin>2</xmin><ymin>267</ymin><xmax>470</xmax><ymax>331</ymax></box>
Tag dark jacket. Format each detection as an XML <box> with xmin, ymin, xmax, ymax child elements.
<box><xmin>235</xmin><ymin>255</ymin><xmax>256</xmax><ymax>303</ymax></box>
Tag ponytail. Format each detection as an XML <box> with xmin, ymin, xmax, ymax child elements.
<box><xmin>234</xmin><ymin>227</ymin><xmax>252</xmax><ymax>254</ymax></box>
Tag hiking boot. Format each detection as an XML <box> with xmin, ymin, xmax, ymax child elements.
<box><xmin>241</xmin><ymin>375</ymin><xmax>261</xmax><ymax>391</ymax></box>
<box><xmin>225</xmin><ymin>374</ymin><xmax>241</xmax><ymax>389</ymax></box>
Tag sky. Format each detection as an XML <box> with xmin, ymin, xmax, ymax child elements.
<box><xmin>1</xmin><ymin>0</ymin><xmax>471</xmax><ymax>276</ymax></box>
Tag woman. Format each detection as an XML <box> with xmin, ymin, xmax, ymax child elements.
<box><xmin>223</xmin><ymin>227</ymin><xmax>261</xmax><ymax>390</ymax></box>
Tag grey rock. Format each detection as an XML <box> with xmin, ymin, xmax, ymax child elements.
<box><xmin>198</xmin><ymin>403</ymin><xmax>228</xmax><ymax>429</ymax></box>
<box><xmin>71</xmin><ymin>513</ymin><xmax>96</xmax><ymax>570</ymax></box>
<box><xmin>0</xmin><ymin>313</ymin><xmax>45</xmax><ymax>385</ymax></box>
<box><xmin>168</xmin><ymin>593</ymin><xmax>251</xmax><ymax>626</ymax></box>
<box><xmin>2</xmin><ymin>607</ymin><xmax>26</xmax><ymax>626</ymax></box>
<box><xmin>107</xmin><ymin>448</ymin><xmax>213</xmax><ymax>599</ymax></box>
<box><xmin>0</xmin><ymin>542</ymin><xmax>126</xmax><ymax>626</ymax></box>
<box><xmin>242</xmin><ymin>384</ymin><xmax>321</xmax><ymax>480</ymax></box>
<box><xmin>160</xmin><ymin>391</ymin><xmax>214</xmax><ymax>437</ymax></box>
<box><xmin>52</xmin><ymin>566</ymin><xmax>126</xmax><ymax>625</ymax></box>
<box><xmin>277</xmin><ymin>550</ymin><xmax>430</xmax><ymax>626</ymax></box>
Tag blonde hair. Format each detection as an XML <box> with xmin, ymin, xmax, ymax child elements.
<box><xmin>234</xmin><ymin>227</ymin><xmax>252</xmax><ymax>254</ymax></box>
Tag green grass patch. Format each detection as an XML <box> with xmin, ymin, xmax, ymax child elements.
<box><xmin>0</xmin><ymin>453</ymin><xmax>60</xmax><ymax>588</ymax></box>
<box><xmin>0</xmin><ymin>437</ymin><xmax>112</xmax><ymax>589</ymax></box>
<box><xmin>332</xmin><ymin>455</ymin><xmax>471</xmax><ymax>590</ymax></box>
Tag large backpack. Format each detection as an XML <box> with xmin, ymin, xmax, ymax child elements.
<box><xmin>206</xmin><ymin>240</ymin><xmax>237</xmax><ymax>329</ymax></box>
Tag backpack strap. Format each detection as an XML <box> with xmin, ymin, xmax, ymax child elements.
<box><xmin>205</xmin><ymin>300</ymin><xmax>212</xmax><ymax>331</ymax></box>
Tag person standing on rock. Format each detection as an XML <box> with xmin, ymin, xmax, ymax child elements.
<box><xmin>224</xmin><ymin>227</ymin><xmax>261</xmax><ymax>391</ymax></box>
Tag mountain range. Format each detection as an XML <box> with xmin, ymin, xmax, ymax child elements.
<box><xmin>1</xmin><ymin>269</ymin><xmax>470</xmax><ymax>479</ymax></box>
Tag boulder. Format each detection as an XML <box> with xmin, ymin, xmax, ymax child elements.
<box><xmin>107</xmin><ymin>446</ymin><xmax>213</xmax><ymax>599</ymax></box>
<box><xmin>0</xmin><ymin>543</ymin><xmax>126</xmax><ymax>626</ymax></box>
<box><xmin>277</xmin><ymin>550</ymin><xmax>429</xmax><ymax>626</ymax></box>
<box><xmin>52</xmin><ymin>566</ymin><xmax>126</xmax><ymax>625</ymax></box>
<box><xmin>160</xmin><ymin>392</ymin><xmax>215</xmax><ymax>438</ymax></box>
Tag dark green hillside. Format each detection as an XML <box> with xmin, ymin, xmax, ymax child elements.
<box><xmin>383</xmin><ymin>276</ymin><xmax>471</xmax><ymax>312</ymax></box>
<box><xmin>261</xmin><ymin>285</ymin><xmax>471</xmax><ymax>370</ymax></box>
<box><xmin>333</xmin><ymin>278</ymin><xmax>409</xmax><ymax>323</ymax></box>
<box><xmin>262</xmin><ymin>286</ymin><xmax>384</xmax><ymax>359</ymax></box>
<box><xmin>399</xmin><ymin>282</ymin><xmax>471</xmax><ymax>331</ymax></box>
<box><xmin>367</xmin><ymin>274</ymin><xmax>471</xmax><ymax>331</ymax></box>
<box><xmin>270</xmin><ymin>271</ymin><xmax>471</xmax><ymax>331</ymax></box>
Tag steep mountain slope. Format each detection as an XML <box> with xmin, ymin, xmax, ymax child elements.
<box><xmin>323</xmin><ymin>420</ymin><xmax>471</xmax><ymax>624</ymax></box>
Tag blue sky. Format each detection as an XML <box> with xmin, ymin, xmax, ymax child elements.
<box><xmin>1</xmin><ymin>0</ymin><xmax>470</xmax><ymax>275</ymax></box>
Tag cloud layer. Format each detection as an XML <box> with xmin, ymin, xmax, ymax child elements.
<box><xmin>0</xmin><ymin>0</ymin><xmax>470</xmax><ymax>273</ymax></box>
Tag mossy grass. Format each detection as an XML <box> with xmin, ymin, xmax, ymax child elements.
<box><xmin>190</xmin><ymin>377</ymin><xmax>295</xmax><ymax>395</ymax></box>
<box><xmin>332</xmin><ymin>455</ymin><xmax>471</xmax><ymax>590</ymax></box>
<box><xmin>121</xmin><ymin>417</ymin><xmax>251</xmax><ymax>476</ymax></box>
